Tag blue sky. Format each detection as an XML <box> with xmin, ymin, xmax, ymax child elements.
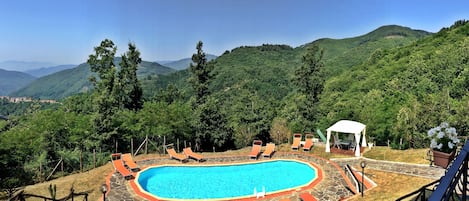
<box><xmin>0</xmin><ymin>0</ymin><xmax>468</xmax><ymax>70</ymax></box>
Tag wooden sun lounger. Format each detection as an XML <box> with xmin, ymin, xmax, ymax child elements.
<box><xmin>262</xmin><ymin>143</ymin><xmax>276</xmax><ymax>158</ymax></box>
<box><xmin>111</xmin><ymin>154</ymin><xmax>133</xmax><ymax>180</ymax></box>
<box><xmin>122</xmin><ymin>153</ymin><xmax>140</xmax><ymax>172</ymax></box>
<box><xmin>249</xmin><ymin>140</ymin><xmax>263</xmax><ymax>159</ymax></box>
<box><xmin>299</xmin><ymin>192</ymin><xmax>316</xmax><ymax>201</ymax></box>
<box><xmin>291</xmin><ymin>133</ymin><xmax>302</xmax><ymax>151</ymax></box>
<box><xmin>303</xmin><ymin>134</ymin><xmax>314</xmax><ymax>151</ymax></box>
<box><xmin>167</xmin><ymin>148</ymin><xmax>189</xmax><ymax>162</ymax></box>
<box><xmin>183</xmin><ymin>147</ymin><xmax>205</xmax><ymax>162</ymax></box>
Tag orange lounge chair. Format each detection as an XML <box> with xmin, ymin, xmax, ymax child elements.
<box><xmin>299</xmin><ymin>192</ymin><xmax>316</xmax><ymax>201</ymax></box>
<box><xmin>303</xmin><ymin>134</ymin><xmax>314</xmax><ymax>151</ymax></box>
<box><xmin>183</xmin><ymin>147</ymin><xmax>205</xmax><ymax>162</ymax></box>
<box><xmin>262</xmin><ymin>143</ymin><xmax>276</xmax><ymax>158</ymax></box>
<box><xmin>122</xmin><ymin>153</ymin><xmax>140</xmax><ymax>172</ymax></box>
<box><xmin>167</xmin><ymin>147</ymin><xmax>189</xmax><ymax>162</ymax></box>
<box><xmin>291</xmin><ymin>133</ymin><xmax>302</xmax><ymax>151</ymax></box>
<box><xmin>111</xmin><ymin>153</ymin><xmax>133</xmax><ymax>180</ymax></box>
<box><xmin>249</xmin><ymin>140</ymin><xmax>263</xmax><ymax>159</ymax></box>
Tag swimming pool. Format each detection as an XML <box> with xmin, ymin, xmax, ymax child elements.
<box><xmin>135</xmin><ymin>159</ymin><xmax>320</xmax><ymax>200</ymax></box>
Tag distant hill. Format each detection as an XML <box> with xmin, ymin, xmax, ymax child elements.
<box><xmin>25</xmin><ymin>64</ymin><xmax>76</xmax><ymax>77</ymax></box>
<box><xmin>0</xmin><ymin>69</ymin><xmax>36</xmax><ymax>95</ymax></box>
<box><xmin>0</xmin><ymin>60</ymin><xmax>55</xmax><ymax>71</ymax></box>
<box><xmin>161</xmin><ymin>54</ymin><xmax>218</xmax><ymax>70</ymax></box>
<box><xmin>11</xmin><ymin>58</ymin><xmax>176</xmax><ymax>100</ymax></box>
<box><xmin>301</xmin><ymin>25</ymin><xmax>432</xmax><ymax>75</ymax></box>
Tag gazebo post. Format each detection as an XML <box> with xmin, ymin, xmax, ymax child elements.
<box><xmin>361</xmin><ymin>128</ymin><xmax>367</xmax><ymax>147</ymax></box>
<box><xmin>325</xmin><ymin>130</ymin><xmax>331</xmax><ymax>153</ymax></box>
<box><xmin>355</xmin><ymin>133</ymin><xmax>361</xmax><ymax>157</ymax></box>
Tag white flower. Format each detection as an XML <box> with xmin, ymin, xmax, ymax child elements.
<box><xmin>428</xmin><ymin>122</ymin><xmax>459</xmax><ymax>153</ymax></box>
<box><xmin>447</xmin><ymin>127</ymin><xmax>457</xmax><ymax>135</ymax></box>
<box><xmin>428</xmin><ymin>128</ymin><xmax>436</xmax><ymax>137</ymax></box>
<box><xmin>448</xmin><ymin>142</ymin><xmax>454</xmax><ymax>149</ymax></box>
<box><xmin>437</xmin><ymin>131</ymin><xmax>445</xmax><ymax>139</ymax></box>
<box><xmin>441</xmin><ymin>122</ymin><xmax>449</xmax><ymax>128</ymax></box>
<box><xmin>430</xmin><ymin>139</ymin><xmax>438</xmax><ymax>148</ymax></box>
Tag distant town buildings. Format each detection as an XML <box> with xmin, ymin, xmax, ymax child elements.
<box><xmin>0</xmin><ymin>96</ymin><xmax>58</xmax><ymax>104</ymax></box>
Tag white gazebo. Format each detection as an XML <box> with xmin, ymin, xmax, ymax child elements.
<box><xmin>325</xmin><ymin>120</ymin><xmax>366</xmax><ymax>157</ymax></box>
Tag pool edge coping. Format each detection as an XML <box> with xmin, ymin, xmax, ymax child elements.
<box><xmin>131</xmin><ymin>158</ymin><xmax>323</xmax><ymax>201</ymax></box>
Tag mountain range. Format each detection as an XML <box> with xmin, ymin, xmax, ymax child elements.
<box><xmin>4</xmin><ymin>21</ymin><xmax>469</xmax><ymax>147</ymax></box>
<box><xmin>0</xmin><ymin>60</ymin><xmax>55</xmax><ymax>71</ymax></box>
<box><xmin>0</xmin><ymin>69</ymin><xmax>36</xmax><ymax>95</ymax></box>
<box><xmin>3</xmin><ymin>25</ymin><xmax>431</xmax><ymax>100</ymax></box>
<box><xmin>9</xmin><ymin>59</ymin><xmax>176</xmax><ymax>99</ymax></box>
<box><xmin>142</xmin><ymin>25</ymin><xmax>431</xmax><ymax>99</ymax></box>
<box><xmin>24</xmin><ymin>64</ymin><xmax>77</xmax><ymax>77</ymax></box>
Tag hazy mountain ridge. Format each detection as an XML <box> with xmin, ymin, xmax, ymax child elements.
<box><xmin>10</xmin><ymin>58</ymin><xmax>176</xmax><ymax>99</ymax></box>
<box><xmin>25</xmin><ymin>64</ymin><xmax>77</xmax><ymax>77</ymax></box>
<box><xmin>0</xmin><ymin>69</ymin><xmax>36</xmax><ymax>95</ymax></box>
<box><xmin>0</xmin><ymin>60</ymin><xmax>55</xmax><ymax>71</ymax></box>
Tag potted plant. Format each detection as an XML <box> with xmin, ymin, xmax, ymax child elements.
<box><xmin>427</xmin><ymin>122</ymin><xmax>460</xmax><ymax>168</ymax></box>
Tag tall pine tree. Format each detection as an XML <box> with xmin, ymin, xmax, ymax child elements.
<box><xmin>116</xmin><ymin>43</ymin><xmax>143</xmax><ymax>111</ymax></box>
<box><xmin>87</xmin><ymin>39</ymin><xmax>144</xmax><ymax>149</ymax></box>
<box><xmin>292</xmin><ymin>45</ymin><xmax>325</xmax><ymax>130</ymax></box>
<box><xmin>189</xmin><ymin>41</ymin><xmax>214</xmax><ymax>107</ymax></box>
<box><xmin>88</xmin><ymin>39</ymin><xmax>118</xmax><ymax>147</ymax></box>
<box><xmin>188</xmin><ymin>41</ymin><xmax>229</xmax><ymax>150</ymax></box>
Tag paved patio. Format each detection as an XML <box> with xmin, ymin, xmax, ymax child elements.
<box><xmin>104</xmin><ymin>152</ymin><xmax>444</xmax><ymax>201</ymax></box>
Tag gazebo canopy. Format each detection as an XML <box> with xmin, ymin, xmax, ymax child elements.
<box><xmin>326</xmin><ymin>120</ymin><xmax>366</xmax><ymax>134</ymax></box>
<box><xmin>325</xmin><ymin>120</ymin><xmax>367</xmax><ymax>157</ymax></box>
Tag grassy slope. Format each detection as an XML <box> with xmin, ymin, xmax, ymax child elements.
<box><xmin>348</xmin><ymin>169</ymin><xmax>433</xmax><ymax>201</ymax></box>
<box><xmin>17</xmin><ymin>146</ymin><xmax>430</xmax><ymax>201</ymax></box>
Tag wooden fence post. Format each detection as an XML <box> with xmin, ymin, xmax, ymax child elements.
<box><xmin>61</xmin><ymin>157</ymin><xmax>64</xmax><ymax>173</ymax></box>
<box><xmin>163</xmin><ymin>136</ymin><xmax>166</xmax><ymax>154</ymax></box>
<box><xmin>93</xmin><ymin>149</ymin><xmax>96</xmax><ymax>169</ymax></box>
<box><xmin>80</xmin><ymin>150</ymin><xmax>83</xmax><ymax>173</ymax></box>
<box><xmin>131</xmin><ymin>138</ymin><xmax>134</xmax><ymax>156</ymax></box>
<box><xmin>145</xmin><ymin>135</ymin><xmax>148</xmax><ymax>154</ymax></box>
<box><xmin>39</xmin><ymin>161</ymin><xmax>42</xmax><ymax>182</ymax></box>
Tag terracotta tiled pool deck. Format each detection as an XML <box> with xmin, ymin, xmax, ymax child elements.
<box><xmin>104</xmin><ymin>151</ymin><xmax>445</xmax><ymax>201</ymax></box>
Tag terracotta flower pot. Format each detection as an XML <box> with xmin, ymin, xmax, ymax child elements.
<box><xmin>432</xmin><ymin>149</ymin><xmax>456</xmax><ymax>168</ymax></box>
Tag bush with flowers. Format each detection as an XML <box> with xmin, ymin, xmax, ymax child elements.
<box><xmin>427</xmin><ymin>122</ymin><xmax>460</xmax><ymax>154</ymax></box>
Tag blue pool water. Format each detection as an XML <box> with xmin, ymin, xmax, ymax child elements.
<box><xmin>136</xmin><ymin>160</ymin><xmax>317</xmax><ymax>200</ymax></box>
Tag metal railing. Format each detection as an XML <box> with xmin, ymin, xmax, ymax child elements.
<box><xmin>344</xmin><ymin>164</ymin><xmax>361</xmax><ymax>194</ymax></box>
<box><xmin>429</xmin><ymin>140</ymin><xmax>469</xmax><ymax>201</ymax></box>
<box><xmin>395</xmin><ymin>180</ymin><xmax>439</xmax><ymax>201</ymax></box>
<box><xmin>396</xmin><ymin>140</ymin><xmax>469</xmax><ymax>201</ymax></box>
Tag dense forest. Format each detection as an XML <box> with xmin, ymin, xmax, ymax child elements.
<box><xmin>1</xmin><ymin>21</ymin><xmax>468</xmax><ymax>190</ymax></box>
